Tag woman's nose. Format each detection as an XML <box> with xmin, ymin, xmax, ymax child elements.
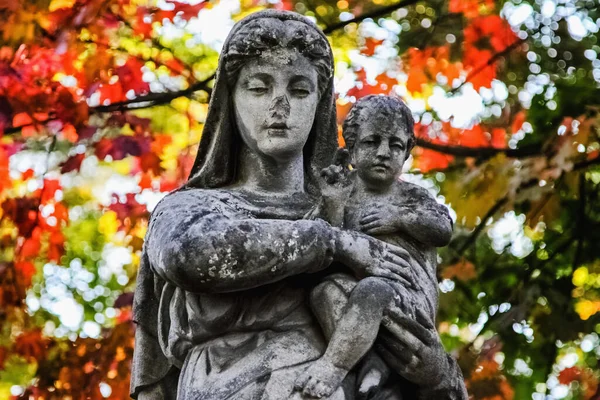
<box><xmin>268</xmin><ymin>95</ymin><xmax>291</xmax><ymax>120</ymax></box>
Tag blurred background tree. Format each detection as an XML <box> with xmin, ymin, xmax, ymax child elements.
<box><xmin>0</xmin><ymin>0</ymin><xmax>598</xmax><ymax>398</ymax></box>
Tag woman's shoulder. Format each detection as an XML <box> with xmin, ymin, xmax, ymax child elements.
<box><xmin>152</xmin><ymin>187</ymin><xmax>247</xmax><ymax>218</ymax></box>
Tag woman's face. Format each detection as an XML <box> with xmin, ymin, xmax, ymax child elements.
<box><xmin>232</xmin><ymin>49</ymin><xmax>319</xmax><ymax>162</ymax></box>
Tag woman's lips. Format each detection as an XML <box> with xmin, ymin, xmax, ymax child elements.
<box><xmin>267</xmin><ymin>128</ymin><xmax>288</xmax><ymax>137</ymax></box>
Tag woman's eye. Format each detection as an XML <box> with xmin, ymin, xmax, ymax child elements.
<box><xmin>291</xmin><ymin>88</ymin><xmax>310</xmax><ymax>97</ymax></box>
<box><xmin>248</xmin><ymin>87</ymin><xmax>268</xmax><ymax>95</ymax></box>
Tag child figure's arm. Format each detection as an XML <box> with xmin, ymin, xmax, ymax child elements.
<box><xmin>360</xmin><ymin>183</ymin><xmax>452</xmax><ymax>247</ymax></box>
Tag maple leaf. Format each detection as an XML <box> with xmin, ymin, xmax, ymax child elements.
<box><xmin>1</xmin><ymin>197</ymin><xmax>39</xmax><ymax>236</ymax></box>
<box><xmin>108</xmin><ymin>193</ymin><xmax>148</xmax><ymax>225</ymax></box>
<box><xmin>14</xmin><ymin>329</ymin><xmax>49</xmax><ymax>362</ymax></box>
<box><xmin>40</xmin><ymin>179</ymin><xmax>61</xmax><ymax>203</ymax></box>
<box><xmin>116</xmin><ymin>58</ymin><xmax>150</xmax><ymax>95</ymax></box>
<box><xmin>114</xmin><ymin>292</ymin><xmax>134</xmax><ymax>309</ymax></box>
<box><xmin>361</xmin><ymin>38</ymin><xmax>384</xmax><ymax>57</ymax></box>
<box><xmin>140</xmin><ymin>151</ymin><xmax>163</xmax><ymax>175</ymax></box>
<box><xmin>0</xmin><ymin>146</ymin><xmax>11</xmax><ymax>194</ymax></box>
<box><xmin>165</xmin><ymin>0</ymin><xmax>207</xmax><ymax>20</ymax></box>
<box><xmin>558</xmin><ymin>366</ymin><xmax>581</xmax><ymax>385</ymax></box>
<box><xmin>60</xmin><ymin>153</ymin><xmax>86</xmax><ymax>173</ymax></box>
<box><xmin>511</xmin><ymin>110</ymin><xmax>526</xmax><ymax>134</ymax></box>
<box><xmin>449</xmin><ymin>0</ymin><xmax>494</xmax><ymax>19</ymax></box>
<box><xmin>14</xmin><ymin>260</ymin><xmax>35</xmax><ymax>287</ymax></box>
<box><xmin>442</xmin><ymin>259</ymin><xmax>477</xmax><ymax>281</ymax></box>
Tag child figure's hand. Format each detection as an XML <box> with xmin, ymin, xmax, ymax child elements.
<box><xmin>359</xmin><ymin>204</ymin><xmax>402</xmax><ymax>236</ymax></box>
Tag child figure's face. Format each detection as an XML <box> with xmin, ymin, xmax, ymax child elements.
<box><xmin>352</xmin><ymin>115</ymin><xmax>410</xmax><ymax>189</ymax></box>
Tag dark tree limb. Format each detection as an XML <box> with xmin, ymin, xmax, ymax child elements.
<box><xmin>450</xmin><ymin>38</ymin><xmax>527</xmax><ymax>94</ymax></box>
<box><xmin>322</xmin><ymin>0</ymin><xmax>420</xmax><ymax>34</ymax></box>
<box><xmin>3</xmin><ymin>74</ymin><xmax>215</xmax><ymax>135</ymax></box>
<box><xmin>447</xmin><ymin>154</ymin><xmax>599</xmax><ymax>259</ymax></box>
<box><xmin>416</xmin><ymin>137</ymin><xmax>542</xmax><ymax>158</ymax></box>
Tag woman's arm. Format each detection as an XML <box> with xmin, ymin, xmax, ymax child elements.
<box><xmin>145</xmin><ymin>190</ymin><xmax>336</xmax><ymax>293</ymax></box>
<box><xmin>146</xmin><ymin>189</ymin><xmax>415</xmax><ymax>293</ymax></box>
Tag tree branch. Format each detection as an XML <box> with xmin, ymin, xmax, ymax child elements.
<box><xmin>416</xmin><ymin>137</ymin><xmax>542</xmax><ymax>158</ymax></box>
<box><xmin>3</xmin><ymin>74</ymin><xmax>215</xmax><ymax>135</ymax></box>
<box><xmin>450</xmin><ymin>38</ymin><xmax>526</xmax><ymax>94</ymax></box>
<box><xmin>91</xmin><ymin>74</ymin><xmax>214</xmax><ymax>114</ymax></box>
<box><xmin>447</xmin><ymin>154</ymin><xmax>599</xmax><ymax>258</ymax></box>
<box><xmin>322</xmin><ymin>0</ymin><xmax>420</xmax><ymax>34</ymax></box>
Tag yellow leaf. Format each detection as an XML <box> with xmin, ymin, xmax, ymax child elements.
<box><xmin>573</xmin><ymin>267</ymin><xmax>589</xmax><ymax>287</ymax></box>
<box><xmin>98</xmin><ymin>211</ymin><xmax>119</xmax><ymax>238</ymax></box>
<box><xmin>49</xmin><ymin>0</ymin><xmax>76</xmax><ymax>12</ymax></box>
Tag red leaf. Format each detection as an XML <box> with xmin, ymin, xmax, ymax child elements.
<box><xmin>14</xmin><ymin>330</ymin><xmax>49</xmax><ymax>362</ymax></box>
<box><xmin>558</xmin><ymin>366</ymin><xmax>581</xmax><ymax>385</ymax></box>
<box><xmin>109</xmin><ymin>193</ymin><xmax>148</xmax><ymax>224</ymax></box>
<box><xmin>491</xmin><ymin>128</ymin><xmax>506</xmax><ymax>148</ymax></box>
<box><xmin>21</xmin><ymin>237</ymin><xmax>41</xmax><ymax>259</ymax></box>
<box><xmin>165</xmin><ymin>0</ymin><xmax>207</xmax><ymax>19</ymax></box>
<box><xmin>1</xmin><ymin>197</ymin><xmax>39</xmax><ymax>236</ymax></box>
<box><xmin>15</xmin><ymin>261</ymin><xmax>36</xmax><ymax>287</ymax></box>
<box><xmin>140</xmin><ymin>152</ymin><xmax>163</xmax><ymax>175</ymax></box>
<box><xmin>60</xmin><ymin>153</ymin><xmax>85</xmax><ymax>173</ymax></box>
<box><xmin>116</xmin><ymin>58</ymin><xmax>149</xmax><ymax>95</ymax></box>
<box><xmin>48</xmin><ymin>231</ymin><xmax>64</xmax><ymax>262</ymax></box>
<box><xmin>41</xmin><ymin>179</ymin><xmax>61</xmax><ymax>203</ymax></box>
<box><xmin>138</xmin><ymin>172</ymin><xmax>153</xmax><ymax>190</ymax></box>
<box><xmin>22</xmin><ymin>169</ymin><xmax>35</xmax><ymax>180</ymax></box>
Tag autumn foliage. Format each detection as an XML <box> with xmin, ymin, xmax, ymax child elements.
<box><xmin>0</xmin><ymin>0</ymin><xmax>599</xmax><ymax>399</ymax></box>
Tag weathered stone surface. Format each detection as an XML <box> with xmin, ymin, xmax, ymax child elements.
<box><xmin>131</xmin><ymin>10</ymin><xmax>468</xmax><ymax>400</ymax></box>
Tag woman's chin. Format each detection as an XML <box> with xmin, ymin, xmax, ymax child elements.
<box><xmin>258</xmin><ymin>141</ymin><xmax>305</xmax><ymax>162</ymax></box>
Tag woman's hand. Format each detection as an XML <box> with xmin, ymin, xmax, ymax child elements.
<box><xmin>378</xmin><ymin>308</ymin><xmax>450</xmax><ymax>387</ymax></box>
<box><xmin>332</xmin><ymin>228</ymin><xmax>415</xmax><ymax>289</ymax></box>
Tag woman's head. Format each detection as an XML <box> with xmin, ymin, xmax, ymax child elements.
<box><xmin>224</xmin><ymin>18</ymin><xmax>332</xmax><ymax>98</ymax></box>
<box><xmin>186</xmin><ymin>10</ymin><xmax>338</xmax><ymax>194</ymax></box>
<box><xmin>225</xmin><ymin>18</ymin><xmax>333</xmax><ymax>162</ymax></box>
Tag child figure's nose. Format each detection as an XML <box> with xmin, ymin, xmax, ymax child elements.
<box><xmin>375</xmin><ymin>141</ymin><xmax>391</xmax><ymax>159</ymax></box>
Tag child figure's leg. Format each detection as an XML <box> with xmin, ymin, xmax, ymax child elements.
<box><xmin>296</xmin><ymin>277</ymin><xmax>395</xmax><ymax>399</ymax></box>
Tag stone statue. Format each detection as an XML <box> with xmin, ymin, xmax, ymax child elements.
<box><xmin>130</xmin><ymin>10</ymin><xmax>469</xmax><ymax>400</ymax></box>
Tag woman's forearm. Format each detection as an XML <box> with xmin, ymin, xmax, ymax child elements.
<box><xmin>147</xmin><ymin>216</ymin><xmax>335</xmax><ymax>293</ymax></box>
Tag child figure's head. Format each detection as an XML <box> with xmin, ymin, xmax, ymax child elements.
<box><xmin>342</xmin><ymin>95</ymin><xmax>415</xmax><ymax>188</ymax></box>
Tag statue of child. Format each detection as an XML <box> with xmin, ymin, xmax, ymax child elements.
<box><xmin>295</xmin><ymin>95</ymin><xmax>453</xmax><ymax>399</ymax></box>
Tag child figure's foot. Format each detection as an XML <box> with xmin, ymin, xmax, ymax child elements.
<box><xmin>294</xmin><ymin>358</ymin><xmax>349</xmax><ymax>398</ymax></box>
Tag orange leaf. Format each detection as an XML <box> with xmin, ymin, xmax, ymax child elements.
<box><xmin>442</xmin><ymin>259</ymin><xmax>477</xmax><ymax>281</ymax></box>
<box><xmin>406</xmin><ymin>70</ymin><xmax>428</xmax><ymax>93</ymax></box>
<box><xmin>61</xmin><ymin>123</ymin><xmax>78</xmax><ymax>143</ymax></box>
<box><xmin>511</xmin><ymin>111</ymin><xmax>526</xmax><ymax>134</ymax></box>
<box><xmin>12</xmin><ymin>112</ymin><xmax>32</xmax><ymax>127</ymax></box>
<box><xmin>362</xmin><ymin>38</ymin><xmax>384</xmax><ymax>57</ymax></box>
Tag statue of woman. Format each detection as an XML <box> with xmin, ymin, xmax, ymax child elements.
<box><xmin>130</xmin><ymin>10</ymin><xmax>468</xmax><ymax>400</ymax></box>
